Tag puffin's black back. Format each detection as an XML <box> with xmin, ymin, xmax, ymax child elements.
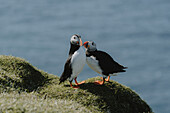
<box><xmin>86</xmin><ymin>50</ymin><xmax>127</xmax><ymax>76</ymax></box>
<box><xmin>59</xmin><ymin>57</ymin><xmax>72</xmax><ymax>84</ymax></box>
<box><xmin>59</xmin><ymin>43</ymin><xmax>80</xmax><ymax>84</ymax></box>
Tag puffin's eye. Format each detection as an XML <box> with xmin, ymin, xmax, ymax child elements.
<box><xmin>74</xmin><ymin>37</ymin><xmax>76</xmax><ymax>39</ymax></box>
<box><xmin>92</xmin><ymin>42</ymin><xmax>94</xmax><ymax>45</ymax></box>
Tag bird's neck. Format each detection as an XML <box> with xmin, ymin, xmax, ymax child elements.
<box><xmin>87</xmin><ymin>49</ymin><xmax>97</xmax><ymax>53</ymax></box>
<box><xmin>69</xmin><ymin>43</ymin><xmax>80</xmax><ymax>55</ymax></box>
<box><xmin>86</xmin><ymin>49</ymin><xmax>97</xmax><ymax>56</ymax></box>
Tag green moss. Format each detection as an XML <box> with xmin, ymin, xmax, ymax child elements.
<box><xmin>40</xmin><ymin>77</ymin><xmax>152</xmax><ymax>113</ymax></box>
<box><xmin>0</xmin><ymin>55</ymin><xmax>48</xmax><ymax>92</ymax></box>
<box><xmin>0</xmin><ymin>55</ymin><xmax>153</xmax><ymax>113</ymax></box>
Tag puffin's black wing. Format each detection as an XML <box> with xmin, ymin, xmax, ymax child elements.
<box><xmin>59</xmin><ymin>56</ymin><xmax>72</xmax><ymax>84</ymax></box>
<box><xmin>92</xmin><ymin>50</ymin><xmax>127</xmax><ymax>75</ymax></box>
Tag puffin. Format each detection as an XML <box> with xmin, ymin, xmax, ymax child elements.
<box><xmin>59</xmin><ymin>34</ymin><xmax>86</xmax><ymax>89</ymax></box>
<box><xmin>83</xmin><ymin>41</ymin><xmax>127</xmax><ymax>85</ymax></box>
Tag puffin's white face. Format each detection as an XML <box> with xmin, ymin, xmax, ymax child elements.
<box><xmin>70</xmin><ymin>34</ymin><xmax>82</xmax><ymax>46</ymax></box>
<box><xmin>83</xmin><ymin>41</ymin><xmax>97</xmax><ymax>51</ymax></box>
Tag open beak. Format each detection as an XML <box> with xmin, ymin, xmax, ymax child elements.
<box><xmin>83</xmin><ymin>41</ymin><xmax>89</xmax><ymax>48</ymax></box>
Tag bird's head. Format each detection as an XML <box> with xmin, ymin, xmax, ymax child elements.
<box><xmin>70</xmin><ymin>34</ymin><xmax>82</xmax><ymax>46</ymax></box>
<box><xmin>83</xmin><ymin>41</ymin><xmax>97</xmax><ymax>51</ymax></box>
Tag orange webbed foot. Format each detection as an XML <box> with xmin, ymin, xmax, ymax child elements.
<box><xmin>70</xmin><ymin>83</ymin><xmax>80</xmax><ymax>89</ymax></box>
<box><xmin>75</xmin><ymin>78</ymin><xmax>85</xmax><ymax>86</ymax></box>
<box><xmin>77</xmin><ymin>80</ymin><xmax>85</xmax><ymax>85</ymax></box>
<box><xmin>105</xmin><ymin>76</ymin><xmax>110</xmax><ymax>82</ymax></box>
<box><xmin>72</xmin><ymin>86</ymin><xmax>80</xmax><ymax>89</ymax></box>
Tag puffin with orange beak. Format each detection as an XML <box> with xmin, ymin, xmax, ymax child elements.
<box><xmin>59</xmin><ymin>34</ymin><xmax>86</xmax><ymax>89</ymax></box>
<box><xmin>83</xmin><ymin>41</ymin><xmax>127</xmax><ymax>85</ymax></box>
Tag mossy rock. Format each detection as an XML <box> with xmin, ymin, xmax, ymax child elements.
<box><xmin>0</xmin><ymin>55</ymin><xmax>152</xmax><ymax>112</ymax></box>
<box><xmin>0</xmin><ymin>55</ymin><xmax>47</xmax><ymax>92</ymax></box>
<box><xmin>40</xmin><ymin>76</ymin><xmax>152</xmax><ymax>113</ymax></box>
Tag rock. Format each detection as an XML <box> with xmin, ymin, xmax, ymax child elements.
<box><xmin>0</xmin><ymin>55</ymin><xmax>152</xmax><ymax>113</ymax></box>
<box><xmin>0</xmin><ymin>55</ymin><xmax>47</xmax><ymax>92</ymax></box>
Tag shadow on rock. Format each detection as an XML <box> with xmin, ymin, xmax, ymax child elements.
<box><xmin>79</xmin><ymin>81</ymin><xmax>152</xmax><ymax>113</ymax></box>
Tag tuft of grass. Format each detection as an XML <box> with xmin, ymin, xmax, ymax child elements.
<box><xmin>0</xmin><ymin>91</ymin><xmax>91</xmax><ymax>113</ymax></box>
<box><xmin>0</xmin><ymin>55</ymin><xmax>153</xmax><ymax>113</ymax></box>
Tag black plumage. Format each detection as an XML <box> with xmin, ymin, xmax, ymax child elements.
<box><xmin>86</xmin><ymin>50</ymin><xmax>127</xmax><ymax>76</ymax></box>
<box><xmin>59</xmin><ymin>42</ymin><xmax>80</xmax><ymax>84</ymax></box>
<box><xmin>83</xmin><ymin>41</ymin><xmax>127</xmax><ymax>85</ymax></box>
<box><xmin>59</xmin><ymin>57</ymin><xmax>72</xmax><ymax>84</ymax></box>
<box><xmin>59</xmin><ymin>34</ymin><xmax>86</xmax><ymax>88</ymax></box>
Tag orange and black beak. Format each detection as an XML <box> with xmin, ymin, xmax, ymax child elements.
<box><xmin>76</xmin><ymin>38</ymin><xmax>82</xmax><ymax>46</ymax></box>
<box><xmin>79</xmin><ymin>38</ymin><xmax>83</xmax><ymax>46</ymax></box>
<box><xmin>74</xmin><ymin>34</ymin><xmax>82</xmax><ymax>46</ymax></box>
<box><xmin>83</xmin><ymin>41</ymin><xmax>89</xmax><ymax>48</ymax></box>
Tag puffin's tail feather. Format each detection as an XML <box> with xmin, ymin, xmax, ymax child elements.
<box><xmin>59</xmin><ymin>79</ymin><xmax>64</xmax><ymax>85</ymax></box>
<box><xmin>117</xmin><ymin>67</ymin><xmax>127</xmax><ymax>73</ymax></box>
<box><xmin>119</xmin><ymin>69</ymin><xmax>126</xmax><ymax>72</ymax></box>
<box><xmin>121</xmin><ymin>67</ymin><xmax>128</xmax><ymax>72</ymax></box>
<box><xmin>59</xmin><ymin>75</ymin><xmax>66</xmax><ymax>85</ymax></box>
<box><xmin>124</xmin><ymin>67</ymin><xmax>128</xmax><ymax>69</ymax></box>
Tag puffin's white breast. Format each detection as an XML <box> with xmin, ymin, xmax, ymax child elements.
<box><xmin>86</xmin><ymin>56</ymin><xmax>102</xmax><ymax>75</ymax></box>
<box><xmin>70</xmin><ymin>47</ymin><xmax>86</xmax><ymax>79</ymax></box>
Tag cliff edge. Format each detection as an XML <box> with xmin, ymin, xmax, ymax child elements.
<box><xmin>0</xmin><ymin>55</ymin><xmax>152</xmax><ymax>113</ymax></box>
